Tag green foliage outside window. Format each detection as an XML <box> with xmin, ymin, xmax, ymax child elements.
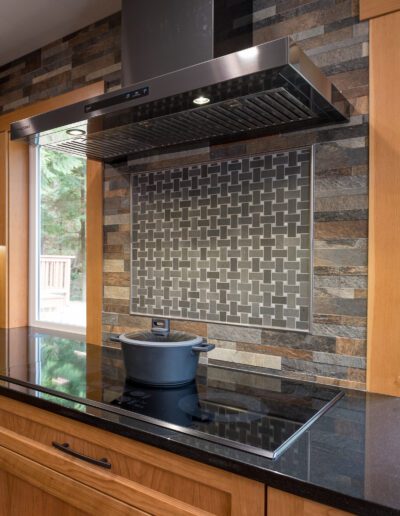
<box><xmin>40</xmin><ymin>148</ymin><xmax>86</xmax><ymax>301</ymax></box>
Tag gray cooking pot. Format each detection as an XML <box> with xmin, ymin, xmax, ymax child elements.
<box><xmin>112</xmin><ymin>328</ymin><xmax>215</xmax><ymax>386</ymax></box>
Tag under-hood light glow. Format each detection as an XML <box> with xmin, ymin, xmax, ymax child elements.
<box><xmin>193</xmin><ymin>96</ymin><xmax>210</xmax><ymax>105</ymax></box>
<box><xmin>66</xmin><ymin>128</ymin><xmax>86</xmax><ymax>136</ymax></box>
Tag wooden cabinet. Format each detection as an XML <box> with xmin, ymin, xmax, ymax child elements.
<box><xmin>0</xmin><ymin>395</ymin><xmax>361</xmax><ymax>515</ymax></box>
<box><xmin>0</xmin><ymin>441</ymin><xmax>148</xmax><ymax>516</ymax></box>
<box><xmin>267</xmin><ymin>488</ymin><xmax>353</xmax><ymax>516</ymax></box>
<box><xmin>0</xmin><ymin>395</ymin><xmax>264</xmax><ymax>515</ymax></box>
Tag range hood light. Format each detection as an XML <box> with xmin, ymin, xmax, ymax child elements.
<box><xmin>66</xmin><ymin>128</ymin><xmax>86</xmax><ymax>136</ymax></box>
<box><xmin>193</xmin><ymin>95</ymin><xmax>210</xmax><ymax>105</ymax></box>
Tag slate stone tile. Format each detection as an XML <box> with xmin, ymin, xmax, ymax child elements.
<box><xmin>310</xmin><ymin>42</ymin><xmax>366</xmax><ymax>68</ymax></box>
<box><xmin>314</xmin><ymin>295</ymin><xmax>367</xmax><ymax>316</ymax></box>
<box><xmin>321</xmin><ymin>56</ymin><xmax>368</xmax><ymax>76</ymax></box>
<box><xmin>315</xmin><ymin>142</ymin><xmax>368</xmax><ymax>172</ymax></box>
<box><xmin>315</xmin><ymin>209</ymin><xmax>368</xmax><ymax>221</ymax></box>
<box><xmin>282</xmin><ymin>357</ymin><xmax>350</xmax><ymax>379</ymax></box>
<box><xmin>313</xmin><ymin>351</ymin><xmax>366</xmax><ymax>369</ymax></box>
<box><xmin>314</xmin><ymin>248</ymin><xmax>367</xmax><ymax>267</ymax></box>
<box><xmin>315</xmin><ymin>175</ymin><xmax>367</xmax><ymax>197</ymax></box>
<box><xmin>208</xmin><ymin>324</ymin><xmax>262</xmax><ymax>344</ymax></box>
<box><xmin>336</xmin><ymin>337</ymin><xmax>367</xmax><ymax>357</ymax></box>
<box><xmin>312</xmin><ymin>323</ymin><xmax>367</xmax><ymax>339</ymax></box>
<box><xmin>261</xmin><ymin>330</ymin><xmax>336</xmax><ymax>352</ymax></box>
<box><xmin>315</xmin><ymin>220</ymin><xmax>367</xmax><ymax>240</ymax></box>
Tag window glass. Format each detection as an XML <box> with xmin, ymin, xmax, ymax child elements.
<box><xmin>37</xmin><ymin>148</ymin><xmax>86</xmax><ymax>328</ymax></box>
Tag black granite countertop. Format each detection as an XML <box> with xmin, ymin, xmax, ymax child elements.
<box><xmin>0</xmin><ymin>328</ymin><xmax>399</xmax><ymax>515</ymax></box>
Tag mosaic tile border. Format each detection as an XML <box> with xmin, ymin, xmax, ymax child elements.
<box><xmin>129</xmin><ymin>147</ymin><xmax>314</xmax><ymax>332</ymax></box>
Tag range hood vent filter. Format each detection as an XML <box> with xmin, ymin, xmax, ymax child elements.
<box><xmin>40</xmin><ymin>88</ymin><xmax>317</xmax><ymax>160</ymax></box>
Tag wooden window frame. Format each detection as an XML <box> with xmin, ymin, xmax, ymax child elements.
<box><xmin>0</xmin><ymin>82</ymin><xmax>104</xmax><ymax>344</ymax></box>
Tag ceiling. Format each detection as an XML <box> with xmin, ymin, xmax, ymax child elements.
<box><xmin>0</xmin><ymin>0</ymin><xmax>122</xmax><ymax>67</ymax></box>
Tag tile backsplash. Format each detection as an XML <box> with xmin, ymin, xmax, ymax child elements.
<box><xmin>130</xmin><ymin>149</ymin><xmax>312</xmax><ymax>331</ymax></box>
<box><xmin>0</xmin><ymin>0</ymin><xmax>368</xmax><ymax>390</ymax></box>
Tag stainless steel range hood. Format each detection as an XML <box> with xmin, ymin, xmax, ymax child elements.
<box><xmin>10</xmin><ymin>3</ymin><xmax>350</xmax><ymax>163</ymax></box>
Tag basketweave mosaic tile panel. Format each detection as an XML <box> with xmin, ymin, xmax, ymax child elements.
<box><xmin>130</xmin><ymin>148</ymin><xmax>312</xmax><ymax>331</ymax></box>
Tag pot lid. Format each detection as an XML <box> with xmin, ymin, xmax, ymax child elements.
<box><xmin>120</xmin><ymin>330</ymin><xmax>203</xmax><ymax>347</ymax></box>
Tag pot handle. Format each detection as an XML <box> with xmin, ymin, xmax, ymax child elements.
<box><xmin>192</xmin><ymin>343</ymin><xmax>215</xmax><ymax>353</ymax></box>
<box><xmin>109</xmin><ymin>336</ymin><xmax>121</xmax><ymax>343</ymax></box>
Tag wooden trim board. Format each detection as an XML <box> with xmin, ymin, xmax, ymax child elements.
<box><xmin>0</xmin><ymin>83</ymin><xmax>105</xmax><ymax>132</ymax></box>
<box><xmin>0</xmin><ymin>132</ymin><xmax>8</xmax><ymax>329</ymax></box>
<box><xmin>0</xmin><ymin>132</ymin><xmax>7</xmax><ymax>246</ymax></box>
<box><xmin>367</xmin><ymin>10</ymin><xmax>400</xmax><ymax>395</ymax></box>
<box><xmin>360</xmin><ymin>0</ymin><xmax>400</xmax><ymax>20</ymax></box>
<box><xmin>86</xmin><ymin>159</ymin><xmax>103</xmax><ymax>344</ymax></box>
<box><xmin>0</xmin><ymin>246</ymin><xmax>7</xmax><ymax>330</ymax></box>
<box><xmin>7</xmin><ymin>139</ymin><xmax>29</xmax><ymax>328</ymax></box>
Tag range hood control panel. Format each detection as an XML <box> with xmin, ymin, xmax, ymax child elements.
<box><xmin>84</xmin><ymin>86</ymin><xmax>150</xmax><ymax>113</ymax></box>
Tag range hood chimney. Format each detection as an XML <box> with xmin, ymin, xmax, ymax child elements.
<box><xmin>11</xmin><ymin>1</ymin><xmax>350</xmax><ymax>162</ymax></box>
<box><xmin>122</xmin><ymin>0</ymin><xmax>253</xmax><ymax>86</ymax></box>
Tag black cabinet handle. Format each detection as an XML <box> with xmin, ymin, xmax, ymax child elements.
<box><xmin>52</xmin><ymin>441</ymin><xmax>112</xmax><ymax>469</ymax></box>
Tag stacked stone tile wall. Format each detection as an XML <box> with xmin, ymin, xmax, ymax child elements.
<box><xmin>0</xmin><ymin>13</ymin><xmax>121</xmax><ymax>112</ymax></box>
<box><xmin>0</xmin><ymin>2</ymin><xmax>369</xmax><ymax>389</ymax></box>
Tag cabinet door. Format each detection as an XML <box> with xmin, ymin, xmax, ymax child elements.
<box><xmin>267</xmin><ymin>488</ymin><xmax>354</xmax><ymax>516</ymax></box>
<box><xmin>0</xmin><ymin>440</ymin><xmax>150</xmax><ymax>516</ymax></box>
<box><xmin>0</xmin><ymin>470</ymin><xmax>88</xmax><ymax>516</ymax></box>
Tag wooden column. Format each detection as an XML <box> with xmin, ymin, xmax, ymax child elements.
<box><xmin>86</xmin><ymin>159</ymin><xmax>103</xmax><ymax>345</ymax></box>
<box><xmin>0</xmin><ymin>245</ymin><xmax>6</xmax><ymax>330</ymax></box>
<box><xmin>362</xmin><ymin>2</ymin><xmax>400</xmax><ymax>395</ymax></box>
<box><xmin>7</xmin><ymin>139</ymin><xmax>29</xmax><ymax>328</ymax></box>
<box><xmin>0</xmin><ymin>132</ymin><xmax>8</xmax><ymax>329</ymax></box>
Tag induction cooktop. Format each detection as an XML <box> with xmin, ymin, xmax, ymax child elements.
<box><xmin>0</xmin><ymin>332</ymin><xmax>344</xmax><ymax>460</ymax></box>
<box><xmin>109</xmin><ymin>379</ymin><xmax>343</xmax><ymax>459</ymax></box>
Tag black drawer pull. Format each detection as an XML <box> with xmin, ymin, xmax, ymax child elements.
<box><xmin>52</xmin><ymin>441</ymin><xmax>112</xmax><ymax>469</ymax></box>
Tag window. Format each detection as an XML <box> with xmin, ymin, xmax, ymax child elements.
<box><xmin>30</xmin><ymin>145</ymin><xmax>87</xmax><ymax>334</ymax></box>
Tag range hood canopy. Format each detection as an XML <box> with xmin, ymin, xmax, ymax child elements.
<box><xmin>11</xmin><ymin>0</ymin><xmax>350</xmax><ymax>164</ymax></box>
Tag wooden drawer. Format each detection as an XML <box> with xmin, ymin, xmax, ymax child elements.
<box><xmin>0</xmin><ymin>395</ymin><xmax>264</xmax><ymax>516</ymax></box>
<box><xmin>0</xmin><ymin>435</ymin><xmax>150</xmax><ymax>516</ymax></box>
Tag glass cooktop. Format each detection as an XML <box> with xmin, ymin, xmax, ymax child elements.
<box><xmin>0</xmin><ymin>329</ymin><xmax>344</xmax><ymax>460</ymax></box>
<box><xmin>108</xmin><ymin>379</ymin><xmax>343</xmax><ymax>459</ymax></box>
